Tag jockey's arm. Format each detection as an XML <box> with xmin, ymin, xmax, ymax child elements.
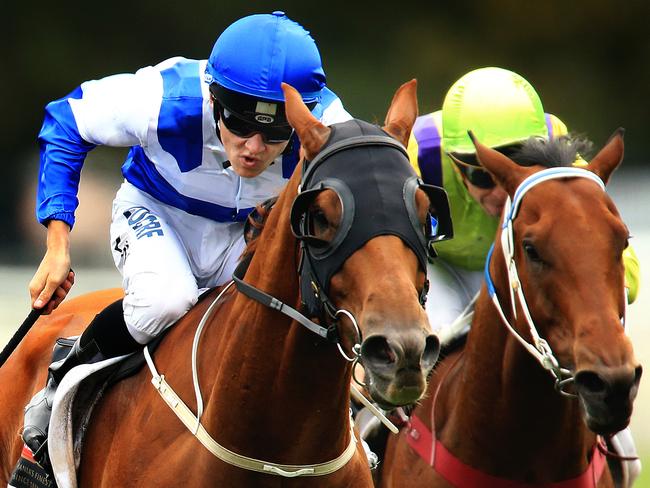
<box><xmin>29</xmin><ymin>220</ymin><xmax>75</xmax><ymax>314</ymax></box>
<box><xmin>33</xmin><ymin>65</ymin><xmax>154</xmax><ymax>312</ymax></box>
<box><xmin>37</xmin><ymin>67</ymin><xmax>154</xmax><ymax>229</ymax></box>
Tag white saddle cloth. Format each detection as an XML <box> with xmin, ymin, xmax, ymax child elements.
<box><xmin>48</xmin><ymin>355</ymin><xmax>128</xmax><ymax>488</ymax></box>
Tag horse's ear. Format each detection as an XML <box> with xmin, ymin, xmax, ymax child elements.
<box><xmin>468</xmin><ymin>131</ymin><xmax>529</xmax><ymax>194</ymax></box>
<box><xmin>383</xmin><ymin>79</ymin><xmax>418</xmax><ymax>147</ymax></box>
<box><xmin>587</xmin><ymin>128</ymin><xmax>624</xmax><ymax>185</ymax></box>
<box><xmin>282</xmin><ymin>83</ymin><xmax>331</xmax><ymax>160</ymax></box>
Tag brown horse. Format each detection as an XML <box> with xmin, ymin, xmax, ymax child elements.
<box><xmin>0</xmin><ymin>80</ymin><xmax>447</xmax><ymax>487</ymax></box>
<box><xmin>380</xmin><ymin>132</ymin><xmax>642</xmax><ymax>487</ymax></box>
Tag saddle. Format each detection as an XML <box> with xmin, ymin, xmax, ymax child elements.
<box><xmin>9</xmin><ymin>200</ymin><xmax>278</xmax><ymax>487</ymax></box>
<box><xmin>9</xmin><ymin>334</ymin><xmax>165</xmax><ymax>488</ymax></box>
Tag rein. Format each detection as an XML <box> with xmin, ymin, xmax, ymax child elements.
<box><xmin>232</xmin><ymin>254</ymin><xmax>335</xmax><ymax>340</ymax></box>
<box><xmin>142</xmin><ymin>123</ymin><xmax>450</xmax><ymax>477</ymax></box>
<box><xmin>144</xmin><ymin>345</ymin><xmax>358</xmax><ymax>477</ymax></box>
<box><xmin>144</xmin><ymin>273</ymin><xmax>395</xmax><ymax>475</ymax></box>
<box><xmin>143</xmin><ymin>283</ymin><xmax>359</xmax><ymax>478</ymax></box>
<box><xmin>484</xmin><ymin>167</ymin><xmax>609</xmax><ymax>394</ymax></box>
<box><xmin>401</xmin><ymin>167</ymin><xmax>629</xmax><ymax>485</ymax></box>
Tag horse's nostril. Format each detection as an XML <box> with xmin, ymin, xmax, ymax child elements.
<box><xmin>361</xmin><ymin>335</ymin><xmax>397</xmax><ymax>368</ymax></box>
<box><xmin>574</xmin><ymin>371</ymin><xmax>606</xmax><ymax>394</ymax></box>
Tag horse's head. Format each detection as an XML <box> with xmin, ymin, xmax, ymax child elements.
<box><xmin>282</xmin><ymin>81</ymin><xmax>448</xmax><ymax>407</ymax></box>
<box><xmin>472</xmin><ymin>130</ymin><xmax>642</xmax><ymax>435</ymax></box>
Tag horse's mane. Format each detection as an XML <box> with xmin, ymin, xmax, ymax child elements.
<box><xmin>511</xmin><ymin>134</ymin><xmax>594</xmax><ymax>168</ymax></box>
<box><xmin>241</xmin><ymin>197</ymin><xmax>277</xmax><ymax>258</ymax></box>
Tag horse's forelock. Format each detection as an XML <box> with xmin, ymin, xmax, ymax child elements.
<box><xmin>241</xmin><ymin>162</ymin><xmax>304</xmax><ymax>259</ymax></box>
<box><xmin>512</xmin><ymin>135</ymin><xmax>594</xmax><ymax>168</ymax></box>
<box><xmin>242</xmin><ymin>203</ymin><xmax>270</xmax><ymax>258</ymax></box>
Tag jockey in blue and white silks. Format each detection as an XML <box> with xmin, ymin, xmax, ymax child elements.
<box><xmin>20</xmin><ymin>12</ymin><xmax>352</xmax><ymax>470</ymax></box>
<box><xmin>37</xmin><ymin>57</ymin><xmax>348</xmax><ymax>232</ymax></box>
<box><xmin>37</xmin><ymin>56</ymin><xmax>349</xmax><ymax>341</ymax></box>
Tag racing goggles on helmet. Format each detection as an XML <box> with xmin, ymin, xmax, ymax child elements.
<box><xmin>217</xmin><ymin>104</ymin><xmax>294</xmax><ymax>143</ymax></box>
<box><xmin>449</xmin><ymin>144</ymin><xmax>523</xmax><ymax>189</ymax></box>
<box><xmin>210</xmin><ymin>83</ymin><xmax>316</xmax><ymax>144</ymax></box>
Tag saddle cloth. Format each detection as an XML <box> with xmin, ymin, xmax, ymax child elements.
<box><xmin>48</xmin><ymin>354</ymin><xmax>130</xmax><ymax>488</ymax></box>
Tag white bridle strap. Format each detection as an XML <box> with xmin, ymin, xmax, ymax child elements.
<box><xmin>505</xmin><ymin>167</ymin><xmax>605</xmax><ymax>224</ymax></box>
<box><xmin>487</xmin><ymin>167</ymin><xmax>608</xmax><ymax>387</ymax></box>
<box><xmin>144</xmin><ymin>345</ymin><xmax>358</xmax><ymax>477</ymax></box>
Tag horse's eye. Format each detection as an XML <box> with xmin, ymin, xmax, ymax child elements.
<box><xmin>424</xmin><ymin>214</ymin><xmax>438</xmax><ymax>238</ymax></box>
<box><xmin>523</xmin><ymin>241</ymin><xmax>543</xmax><ymax>263</ymax></box>
<box><xmin>309</xmin><ymin>209</ymin><xmax>329</xmax><ymax>235</ymax></box>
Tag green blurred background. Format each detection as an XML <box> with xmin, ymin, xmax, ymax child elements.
<box><xmin>2</xmin><ymin>0</ymin><xmax>649</xmax><ymax>484</ymax></box>
<box><xmin>2</xmin><ymin>0</ymin><xmax>650</xmax><ymax>258</ymax></box>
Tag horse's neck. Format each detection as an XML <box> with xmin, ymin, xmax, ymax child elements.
<box><xmin>443</xmin><ymin>287</ymin><xmax>595</xmax><ymax>473</ymax></box>
<box><xmin>200</xmin><ymin>204</ymin><xmax>352</xmax><ymax>461</ymax></box>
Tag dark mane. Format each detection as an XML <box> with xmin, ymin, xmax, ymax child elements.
<box><xmin>241</xmin><ymin>197</ymin><xmax>277</xmax><ymax>258</ymax></box>
<box><xmin>511</xmin><ymin>134</ymin><xmax>594</xmax><ymax>168</ymax></box>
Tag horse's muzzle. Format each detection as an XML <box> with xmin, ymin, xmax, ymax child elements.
<box><xmin>574</xmin><ymin>364</ymin><xmax>642</xmax><ymax>435</ymax></box>
<box><xmin>361</xmin><ymin>331</ymin><xmax>440</xmax><ymax>407</ymax></box>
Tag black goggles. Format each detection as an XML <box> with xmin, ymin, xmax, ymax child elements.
<box><xmin>450</xmin><ymin>144</ymin><xmax>523</xmax><ymax>189</ymax></box>
<box><xmin>454</xmin><ymin>161</ymin><xmax>496</xmax><ymax>189</ymax></box>
<box><xmin>216</xmin><ymin>103</ymin><xmax>294</xmax><ymax>144</ymax></box>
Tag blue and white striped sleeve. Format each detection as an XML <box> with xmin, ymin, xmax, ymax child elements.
<box><xmin>36</xmin><ymin>66</ymin><xmax>159</xmax><ymax>228</ymax></box>
<box><xmin>319</xmin><ymin>87</ymin><xmax>353</xmax><ymax>126</ymax></box>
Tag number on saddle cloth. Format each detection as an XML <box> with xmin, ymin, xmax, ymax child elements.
<box><xmin>8</xmin><ymin>446</ymin><xmax>56</xmax><ymax>487</ymax></box>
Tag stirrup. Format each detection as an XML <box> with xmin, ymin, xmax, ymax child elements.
<box><xmin>355</xmin><ymin>405</ymin><xmax>389</xmax><ymax>470</ymax></box>
<box><xmin>21</xmin><ymin>337</ymin><xmax>102</xmax><ymax>468</ymax></box>
<box><xmin>21</xmin><ymin>379</ymin><xmax>58</xmax><ymax>470</ymax></box>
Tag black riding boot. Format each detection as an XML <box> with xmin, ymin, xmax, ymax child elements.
<box><xmin>22</xmin><ymin>338</ymin><xmax>103</xmax><ymax>463</ymax></box>
<box><xmin>21</xmin><ymin>299</ymin><xmax>141</xmax><ymax>467</ymax></box>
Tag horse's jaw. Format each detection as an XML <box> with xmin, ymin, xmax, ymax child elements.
<box><xmin>364</xmin><ymin>373</ymin><xmax>428</xmax><ymax>410</ymax></box>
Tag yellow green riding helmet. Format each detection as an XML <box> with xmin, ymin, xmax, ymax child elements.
<box><xmin>442</xmin><ymin>67</ymin><xmax>548</xmax><ymax>154</ymax></box>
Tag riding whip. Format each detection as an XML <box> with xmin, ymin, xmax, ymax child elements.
<box><xmin>0</xmin><ymin>308</ymin><xmax>43</xmax><ymax>368</ymax></box>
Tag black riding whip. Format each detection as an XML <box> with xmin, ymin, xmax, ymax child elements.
<box><xmin>0</xmin><ymin>269</ymin><xmax>74</xmax><ymax>368</ymax></box>
<box><xmin>0</xmin><ymin>308</ymin><xmax>43</xmax><ymax>368</ymax></box>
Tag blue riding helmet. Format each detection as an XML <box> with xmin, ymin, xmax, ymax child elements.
<box><xmin>205</xmin><ymin>11</ymin><xmax>326</xmax><ymax>103</ymax></box>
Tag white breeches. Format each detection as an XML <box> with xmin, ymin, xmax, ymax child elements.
<box><xmin>424</xmin><ymin>259</ymin><xmax>484</xmax><ymax>335</ymax></box>
<box><xmin>109</xmin><ymin>182</ymin><xmax>246</xmax><ymax>344</ymax></box>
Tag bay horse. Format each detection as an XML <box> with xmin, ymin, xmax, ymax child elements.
<box><xmin>0</xmin><ymin>80</ymin><xmax>448</xmax><ymax>487</ymax></box>
<box><xmin>380</xmin><ymin>132</ymin><xmax>642</xmax><ymax>487</ymax></box>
